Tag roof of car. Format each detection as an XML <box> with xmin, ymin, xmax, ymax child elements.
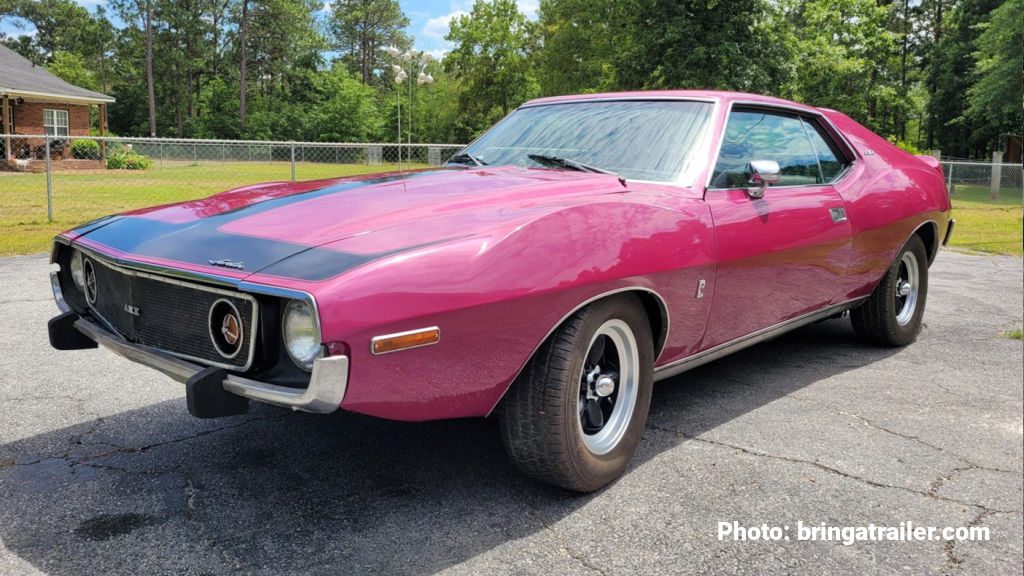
<box><xmin>522</xmin><ymin>90</ymin><xmax>818</xmax><ymax>113</ymax></box>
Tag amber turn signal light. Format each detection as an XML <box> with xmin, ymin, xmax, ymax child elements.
<box><xmin>371</xmin><ymin>327</ymin><xmax>440</xmax><ymax>355</ymax></box>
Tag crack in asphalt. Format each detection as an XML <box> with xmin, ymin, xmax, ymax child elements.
<box><xmin>3</xmin><ymin>413</ymin><xmax>284</xmax><ymax>473</ymax></box>
<box><xmin>536</xmin><ymin>517</ymin><xmax>609</xmax><ymax>576</ymax></box>
<box><xmin>645</xmin><ymin>424</ymin><xmax>1019</xmax><ymax>516</ymax></box>
<box><xmin>181</xmin><ymin>475</ymin><xmax>253</xmax><ymax>575</ymax></box>
<box><xmin>836</xmin><ymin>411</ymin><xmax>1020</xmax><ymax>476</ymax></box>
<box><xmin>0</xmin><ymin>298</ymin><xmax>57</xmax><ymax>305</ymax></box>
<box><xmin>942</xmin><ymin>509</ymin><xmax>994</xmax><ymax>576</ymax></box>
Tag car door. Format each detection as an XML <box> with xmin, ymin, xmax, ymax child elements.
<box><xmin>702</xmin><ymin>106</ymin><xmax>853</xmax><ymax>349</ymax></box>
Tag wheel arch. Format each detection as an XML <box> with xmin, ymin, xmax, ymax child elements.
<box><xmin>915</xmin><ymin>220</ymin><xmax>939</xmax><ymax>265</ymax></box>
<box><xmin>862</xmin><ymin>220</ymin><xmax>938</xmax><ymax>300</ymax></box>
<box><xmin>487</xmin><ymin>286</ymin><xmax>669</xmax><ymax>416</ymax></box>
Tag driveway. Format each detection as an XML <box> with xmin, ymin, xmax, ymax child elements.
<box><xmin>1</xmin><ymin>250</ymin><xmax>1021</xmax><ymax>575</ymax></box>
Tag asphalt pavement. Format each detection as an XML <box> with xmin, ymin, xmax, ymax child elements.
<box><xmin>0</xmin><ymin>250</ymin><xmax>1021</xmax><ymax>575</ymax></box>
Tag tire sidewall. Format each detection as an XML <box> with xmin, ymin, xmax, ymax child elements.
<box><xmin>559</xmin><ymin>296</ymin><xmax>654</xmax><ymax>490</ymax></box>
<box><xmin>884</xmin><ymin>236</ymin><xmax>929</xmax><ymax>343</ymax></box>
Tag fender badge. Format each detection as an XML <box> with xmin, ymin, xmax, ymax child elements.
<box><xmin>208</xmin><ymin>259</ymin><xmax>245</xmax><ymax>270</ymax></box>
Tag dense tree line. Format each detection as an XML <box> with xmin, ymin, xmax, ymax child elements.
<box><xmin>1</xmin><ymin>0</ymin><xmax>1019</xmax><ymax>158</ymax></box>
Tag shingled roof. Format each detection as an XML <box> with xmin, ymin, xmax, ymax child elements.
<box><xmin>0</xmin><ymin>44</ymin><xmax>114</xmax><ymax>104</ymax></box>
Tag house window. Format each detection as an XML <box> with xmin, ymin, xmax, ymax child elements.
<box><xmin>43</xmin><ymin>109</ymin><xmax>69</xmax><ymax>137</ymax></box>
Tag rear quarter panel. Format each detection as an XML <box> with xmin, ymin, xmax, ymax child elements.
<box><xmin>823</xmin><ymin>111</ymin><xmax>951</xmax><ymax>299</ymax></box>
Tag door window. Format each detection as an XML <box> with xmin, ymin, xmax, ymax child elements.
<box><xmin>711</xmin><ymin>109</ymin><xmax>822</xmax><ymax>189</ymax></box>
<box><xmin>802</xmin><ymin>118</ymin><xmax>848</xmax><ymax>182</ymax></box>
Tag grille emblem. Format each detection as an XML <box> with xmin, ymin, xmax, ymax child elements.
<box><xmin>124</xmin><ymin>303</ymin><xmax>140</xmax><ymax>316</ymax></box>
<box><xmin>84</xmin><ymin>259</ymin><xmax>98</xmax><ymax>305</ymax></box>
<box><xmin>209</xmin><ymin>299</ymin><xmax>244</xmax><ymax>359</ymax></box>
<box><xmin>221</xmin><ymin>313</ymin><xmax>240</xmax><ymax>345</ymax></box>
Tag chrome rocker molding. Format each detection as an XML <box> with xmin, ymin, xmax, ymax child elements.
<box><xmin>653</xmin><ymin>298</ymin><xmax>867</xmax><ymax>381</ymax></box>
<box><xmin>73</xmin><ymin>316</ymin><xmax>348</xmax><ymax>413</ymax></box>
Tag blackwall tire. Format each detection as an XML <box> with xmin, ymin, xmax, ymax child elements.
<box><xmin>851</xmin><ymin>234</ymin><xmax>929</xmax><ymax>346</ymax></box>
<box><xmin>498</xmin><ymin>294</ymin><xmax>654</xmax><ymax>492</ymax></box>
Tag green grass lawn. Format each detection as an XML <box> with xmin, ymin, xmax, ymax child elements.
<box><xmin>2</xmin><ymin>163</ymin><xmax>1021</xmax><ymax>257</ymax></box>
<box><xmin>0</xmin><ymin>161</ymin><xmax>421</xmax><ymax>256</ymax></box>
<box><xmin>949</xmin><ymin>195</ymin><xmax>1023</xmax><ymax>257</ymax></box>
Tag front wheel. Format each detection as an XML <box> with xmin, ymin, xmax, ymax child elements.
<box><xmin>851</xmin><ymin>234</ymin><xmax>929</xmax><ymax>346</ymax></box>
<box><xmin>498</xmin><ymin>295</ymin><xmax>654</xmax><ymax>492</ymax></box>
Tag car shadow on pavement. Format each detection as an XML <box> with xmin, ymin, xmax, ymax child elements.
<box><xmin>0</xmin><ymin>318</ymin><xmax>900</xmax><ymax>575</ymax></box>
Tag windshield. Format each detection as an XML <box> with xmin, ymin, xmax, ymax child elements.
<box><xmin>457</xmin><ymin>100</ymin><xmax>713</xmax><ymax>182</ymax></box>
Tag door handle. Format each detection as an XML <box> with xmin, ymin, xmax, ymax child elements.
<box><xmin>829</xmin><ymin>207</ymin><xmax>848</xmax><ymax>223</ymax></box>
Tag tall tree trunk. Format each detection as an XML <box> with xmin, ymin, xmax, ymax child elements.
<box><xmin>927</xmin><ymin>0</ymin><xmax>943</xmax><ymax>149</ymax></box>
<box><xmin>362</xmin><ymin>35</ymin><xmax>369</xmax><ymax>84</ymax></box>
<box><xmin>141</xmin><ymin>0</ymin><xmax>156</xmax><ymax>137</ymax></box>
<box><xmin>186</xmin><ymin>4</ymin><xmax>195</xmax><ymax>123</ymax></box>
<box><xmin>239</xmin><ymin>0</ymin><xmax>250</xmax><ymax>134</ymax></box>
<box><xmin>899</xmin><ymin>0</ymin><xmax>909</xmax><ymax>140</ymax></box>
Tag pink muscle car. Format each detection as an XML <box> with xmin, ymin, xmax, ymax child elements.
<box><xmin>49</xmin><ymin>91</ymin><xmax>953</xmax><ymax>491</ymax></box>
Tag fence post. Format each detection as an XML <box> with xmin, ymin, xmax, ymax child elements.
<box><xmin>990</xmin><ymin>151</ymin><xmax>1002</xmax><ymax>200</ymax></box>
<box><xmin>290</xmin><ymin>143</ymin><xmax>296</xmax><ymax>181</ymax></box>
<box><xmin>947</xmin><ymin>163</ymin><xmax>955</xmax><ymax>196</ymax></box>
<box><xmin>44</xmin><ymin>135</ymin><xmax>53</xmax><ymax>222</ymax></box>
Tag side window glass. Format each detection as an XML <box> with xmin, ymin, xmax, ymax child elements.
<box><xmin>710</xmin><ymin>110</ymin><xmax>822</xmax><ymax>188</ymax></box>
<box><xmin>803</xmin><ymin>119</ymin><xmax>848</xmax><ymax>182</ymax></box>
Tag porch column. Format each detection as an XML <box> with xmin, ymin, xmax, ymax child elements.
<box><xmin>2</xmin><ymin>95</ymin><xmax>10</xmax><ymax>161</ymax></box>
<box><xmin>98</xmin><ymin>103</ymin><xmax>107</xmax><ymax>161</ymax></box>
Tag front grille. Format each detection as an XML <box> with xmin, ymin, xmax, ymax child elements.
<box><xmin>85</xmin><ymin>256</ymin><xmax>257</xmax><ymax>370</ymax></box>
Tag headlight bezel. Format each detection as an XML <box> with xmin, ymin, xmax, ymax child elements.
<box><xmin>282</xmin><ymin>298</ymin><xmax>322</xmax><ymax>372</ymax></box>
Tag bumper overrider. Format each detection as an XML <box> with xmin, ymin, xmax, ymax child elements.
<box><xmin>48</xmin><ymin>251</ymin><xmax>349</xmax><ymax>418</ymax></box>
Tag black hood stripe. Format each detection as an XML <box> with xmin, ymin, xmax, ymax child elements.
<box><xmin>75</xmin><ymin>170</ymin><xmax>449</xmax><ymax>281</ymax></box>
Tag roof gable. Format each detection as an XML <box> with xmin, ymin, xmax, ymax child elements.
<box><xmin>0</xmin><ymin>44</ymin><xmax>114</xmax><ymax>103</ymax></box>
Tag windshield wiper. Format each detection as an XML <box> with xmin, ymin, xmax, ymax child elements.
<box><xmin>447</xmin><ymin>152</ymin><xmax>488</xmax><ymax>167</ymax></box>
<box><xmin>527</xmin><ymin>154</ymin><xmax>625</xmax><ymax>185</ymax></box>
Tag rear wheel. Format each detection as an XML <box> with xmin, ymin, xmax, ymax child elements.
<box><xmin>498</xmin><ymin>295</ymin><xmax>654</xmax><ymax>492</ymax></box>
<box><xmin>851</xmin><ymin>234</ymin><xmax>929</xmax><ymax>346</ymax></box>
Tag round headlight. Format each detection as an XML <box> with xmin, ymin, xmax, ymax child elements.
<box><xmin>69</xmin><ymin>250</ymin><xmax>85</xmax><ymax>293</ymax></box>
<box><xmin>283</xmin><ymin>300</ymin><xmax>321</xmax><ymax>371</ymax></box>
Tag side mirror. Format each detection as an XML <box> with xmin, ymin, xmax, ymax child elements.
<box><xmin>745</xmin><ymin>160</ymin><xmax>781</xmax><ymax>199</ymax></box>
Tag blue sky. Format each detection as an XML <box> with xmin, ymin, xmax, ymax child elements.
<box><xmin>1</xmin><ymin>1</ymin><xmax>540</xmax><ymax>60</ymax></box>
<box><xmin>401</xmin><ymin>0</ymin><xmax>538</xmax><ymax>58</ymax></box>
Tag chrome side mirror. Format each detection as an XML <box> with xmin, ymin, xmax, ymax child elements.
<box><xmin>745</xmin><ymin>160</ymin><xmax>781</xmax><ymax>199</ymax></box>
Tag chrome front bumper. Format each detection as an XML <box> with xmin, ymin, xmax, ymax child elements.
<box><xmin>75</xmin><ymin>318</ymin><xmax>348</xmax><ymax>413</ymax></box>
<box><xmin>54</xmin><ymin>273</ymin><xmax>347</xmax><ymax>414</ymax></box>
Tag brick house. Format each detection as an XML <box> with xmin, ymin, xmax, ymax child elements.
<box><xmin>0</xmin><ymin>44</ymin><xmax>114</xmax><ymax>168</ymax></box>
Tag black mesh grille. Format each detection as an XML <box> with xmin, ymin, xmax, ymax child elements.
<box><xmin>86</xmin><ymin>257</ymin><xmax>256</xmax><ymax>369</ymax></box>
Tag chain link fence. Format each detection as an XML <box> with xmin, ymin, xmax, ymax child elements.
<box><xmin>2</xmin><ymin>134</ymin><xmax>1019</xmax><ymax>255</ymax></box>
<box><xmin>1</xmin><ymin>134</ymin><xmax>463</xmax><ymax>226</ymax></box>
<box><xmin>940</xmin><ymin>160</ymin><xmax>1024</xmax><ymax>205</ymax></box>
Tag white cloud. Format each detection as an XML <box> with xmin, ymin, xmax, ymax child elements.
<box><xmin>424</xmin><ymin>48</ymin><xmax>449</xmax><ymax>61</ymax></box>
<box><xmin>415</xmin><ymin>0</ymin><xmax>538</xmax><ymax>58</ymax></box>
<box><xmin>421</xmin><ymin>0</ymin><xmax>537</xmax><ymax>45</ymax></box>
<box><xmin>516</xmin><ymin>0</ymin><xmax>539</xmax><ymax>19</ymax></box>
<box><xmin>421</xmin><ymin>10</ymin><xmax>468</xmax><ymax>43</ymax></box>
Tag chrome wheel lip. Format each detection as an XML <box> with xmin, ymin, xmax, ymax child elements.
<box><xmin>577</xmin><ymin>319</ymin><xmax>640</xmax><ymax>456</ymax></box>
<box><xmin>895</xmin><ymin>251</ymin><xmax>919</xmax><ymax>326</ymax></box>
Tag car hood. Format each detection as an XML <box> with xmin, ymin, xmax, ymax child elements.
<box><xmin>69</xmin><ymin>166</ymin><xmax>628</xmax><ymax>282</ymax></box>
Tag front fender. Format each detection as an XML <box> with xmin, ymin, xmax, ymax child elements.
<box><xmin>274</xmin><ymin>197</ymin><xmax>715</xmax><ymax>421</ymax></box>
